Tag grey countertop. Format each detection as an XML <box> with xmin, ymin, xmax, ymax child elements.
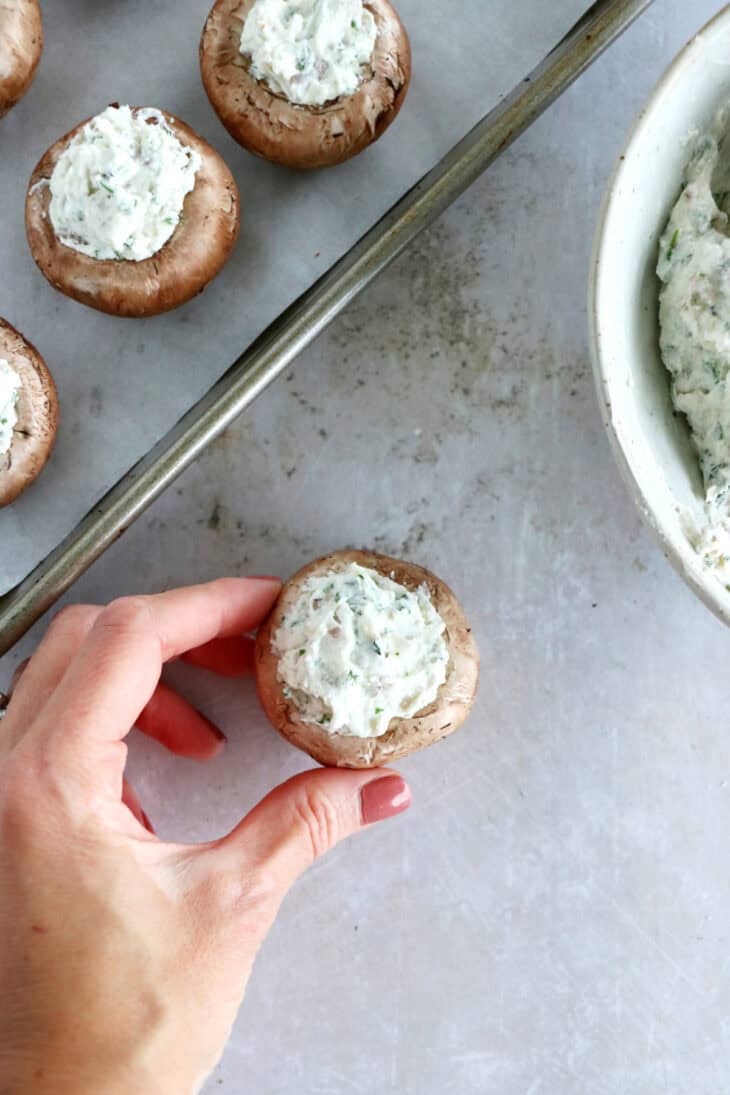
<box><xmin>4</xmin><ymin>2</ymin><xmax>730</xmax><ymax>1092</ymax></box>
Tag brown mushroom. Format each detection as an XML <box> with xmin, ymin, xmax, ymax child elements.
<box><xmin>0</xmin><ymin>0</ymin><xmax>43</xmax><ymax>119</ymax></box>
<box><xmin>255</xmin><ymin>550</ymin><xmax>480</xmax><ymax>768</ymax></box>
<box><xmin>0</xmin><ymin>318</ymin><xmax>58</xmax><ymax>508</ymax></box>
<box><xmin>26</xmin><ymin>107</ymin><xmax>241</xmax><ymax>318</ymax></box>
<box><xmin>200</xmin><ymin>0</ymin><xmax>411</xmax><ymax>169</ymax></box>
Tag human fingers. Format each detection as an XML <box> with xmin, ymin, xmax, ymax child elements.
<box><xmin>29</xmin><ymin>579</ymin><xmax>281</xmax><ymax>766</ymax></box>
<box><xmin>136</xmin><ymin>682</ymin><xmax>226</xmax><ymax>761</ymax></box>
<box><xmin>204</xmin><ymin>769</ymin><xmax>411</xmax><ymax>936</ymax></box>
<box><xmin>181</xmin><ymin>636</ymin><xmax>256</xmax><ymax>678</ymax></box>
<box><xmin>2</xmin><ymin>617</ymin><xmax>226</xmax><ymax>765</ymax></box>
<box><xmin>1</xmin><ymin>605</ymin><xmax>101</xmax><ymax>753</ymax></box>
<box><xmin>179</xmin><ymin>575</ymin><xmax>279</xmax><ymax>678</ymax></box>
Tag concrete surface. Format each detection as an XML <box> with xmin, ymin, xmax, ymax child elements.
<box><xmin>4</xmin><ymin>2</ymin><xmax>730</xmax><ymax>1092</ymax></box>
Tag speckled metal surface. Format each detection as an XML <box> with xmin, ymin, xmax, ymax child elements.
<box><xmin>4</xmin><ymin>2</ymin><xmax>730</xmax><ymax>1093</ymax></box>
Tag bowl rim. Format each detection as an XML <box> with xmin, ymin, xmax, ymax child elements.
<box><xmin>588</xmin><ymin>2</ymin><xmax>730</xmax><ymax>628</ymax></box>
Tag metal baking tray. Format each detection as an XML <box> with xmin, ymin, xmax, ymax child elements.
<box><xmin>0</xmin><ymin>0</ymin><xmax>653</xmax><ymax>654</ymax></box>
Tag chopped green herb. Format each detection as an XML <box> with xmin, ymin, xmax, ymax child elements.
<box><xmin>297</xmin><ymin>57</ymin><xmax>306</xmax><ymax>71</ymax></box>
<box><xmin>666</xmin><ymin>227</ymin><xmax>680</xmax><ymax>261</ymax></box>
<box><xmin>298</xmin><ymin>649</ymin><xmax>306</xmax><ymax>657</ymax></box>
<box><xmin>100</xmin><ymin>180</ymin><xmax>115</xmax><ymax>195</ymax></box>
<box><xmin>351</xmin><ymin>19</ymin><xmax>357</xmax><ymax>28</ymax></box>
<box><xmin>317</xmin><ymin>714</ymin><xmax>332</xmax><ymax>725</ymax></box>
<box><xmin>374</xmin><ymin>707</ymin><xmax>384</xmax><ymax>715</ymax></box>
<box><xmin>371</xmin><ymin>640</ymin><xmax>382</xmax><ymax>655</ymax></box>
<box><xmin>347</xmin><ymin>670</ymin><xmax>358</xmax><ymax>681</ymax></box>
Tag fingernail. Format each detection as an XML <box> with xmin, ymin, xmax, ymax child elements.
<box><xmin>249</xmin><ymin>575</ymin><xmax>281</xmax><ymax>583</ymax></box>
<box><xmin>360</xmin><ymin>776</ymin><xmax>412</xmax><ymax>826</ymax></box>
<box><xmin>202</xmin><ymin>714</ymin><xmax>227</xmax><ymax>743</ymax></box>
<box><xmin>193</xmin><ymin>707</ymin><xmax>227</xmax><ymax>744</ymax></box>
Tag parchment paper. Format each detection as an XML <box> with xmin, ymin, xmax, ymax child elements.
<box><xmin>0</xmin><ymin>0</ymin><xmax>590</xmax><ymax>591</ymax></box>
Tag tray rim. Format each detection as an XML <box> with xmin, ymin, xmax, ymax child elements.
<box><xmin>0</xmin><ymin>0</ymin><xmax>654</xmax><ymax>655</ymax></box>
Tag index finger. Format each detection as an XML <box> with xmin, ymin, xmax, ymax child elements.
<box><xmin>33</xmin><ymin>577</ymin><xmax>281</xmax><ymax>753</ymax></box>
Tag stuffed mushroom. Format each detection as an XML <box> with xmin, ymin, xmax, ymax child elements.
<box><xmin>26</xmin><ymin>104</ymin><xmax>240</xmax><ymax>318</ymax></box>
<box><xmin>0</xmin><ymin>318</ymin><xmax>58</xmax><ymax>508</ymax></box>
<box><xmin>200</xmin><ymin>0</ymin><xmax>411</xmax><ymax>169</ymax></box>
<box><xmin>0</xmin><ymin>0</ymin><xmax>43</xmax><ymax>119</ymax></box>
<box><xmin>255</xmin><ymin>550</ymin><xmax>480</xmax><ymax>768</ymax></box>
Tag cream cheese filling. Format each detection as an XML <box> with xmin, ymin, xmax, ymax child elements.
<box><xmin>658</xmin><ymin>105</ymin><xmax>730</xmax><ymax>579</ymax></box>
<box><xmin>240</xmin><ymin>0</ymin><xmax>377</xmax><ymax>107</ymax></box>
<box><xmin>273</xmin><ymin>563</ymin><xmax>449</xmax><ymax>738</ymax></box>
<box><xmin>48</xmin><ymin>105</ymin><xmax>201</xmax><ymax>262</ymax></box>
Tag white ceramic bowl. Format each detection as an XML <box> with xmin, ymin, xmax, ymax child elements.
<box><xmin>590</xmin><ymin>4</ymin><xmax>730</xmax><ymax>626</ymax></box>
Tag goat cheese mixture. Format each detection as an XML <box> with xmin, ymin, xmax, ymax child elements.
<box><xmin>240</xmin><ymin>0</ymin><xmax>377</xmax><ymax>107</ymax></box>
<box><xmin>0</xmin><ymin>359</ymin><xmax>21</xmax><ymax>458</ymax></box>
<box><xmin>658</xmin><ymin>105</ymin><xmax>730</xmax><ymax>574</ymax></box>
<box><xmin>273</xmin><ymin>563</ymin><xmax>449</xmax><ymax>738</ymax></box>
<box><xmin>48</xmin><ymin>105</ymin><xmax>201</xmax><ymax>262</ymax></box>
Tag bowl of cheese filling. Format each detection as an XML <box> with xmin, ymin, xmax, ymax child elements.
<box><xmin>255</xmin><ymin>550</ymin><xmax>479</xmax><ymax>768</ymax></box>
<box><xmin>590</xmin><ymin>4</ymin><xmax>730</xmax><ymax>626</ymax></box>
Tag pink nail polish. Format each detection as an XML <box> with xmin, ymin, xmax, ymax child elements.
<box><xmin>141</xmin><ymin>811</ymin><xmax>156</xmax><ymax>834</ymax></box>
<box><xmin>360</xmin><ymin>776</ymin><xmax>412</xmax><ymax>825</ymax></box>
<box><xmin>201</xmin><ymin>714</ymin><xmax>227</xmax><ymax>743</ymax></box>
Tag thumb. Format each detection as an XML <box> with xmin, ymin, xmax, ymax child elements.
<box><xmin>217</xmin><ymin>768</ymin><xmax>411</xmax><ymax>907</ymax></box>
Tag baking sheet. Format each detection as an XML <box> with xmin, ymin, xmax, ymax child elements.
<box><xmin>0</xmin><ymin>0</ymin><xmax>590</xmax><ymax>591</ymax></box>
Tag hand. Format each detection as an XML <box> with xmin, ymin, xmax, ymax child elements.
<box><xmin>0</xmin><ymin>579</ymin><xmax>411</xmax><ymax>1094</ymax></box>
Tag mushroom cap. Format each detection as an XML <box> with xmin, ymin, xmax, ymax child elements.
<box><xmin>0</xmin><ymin>318</ymin><xmax>58</xmax><ymax>508</ymax></box>
<box><xmin>255</xmin><ymin>550</ymin><xmax>480</xmax><ymax>768</ymax></box>
<box><xmin>26</xmin><ymin>107</ymin><xmax>241</xmax><ymax>318</ymax></box>
<box><xmin>0</xmin><ymin>0</ymin><xmax>43</xmax><ymax>119</ymax></box>
<box><xmin>200</xmin><ymin>0</ymin><xmax>411</xmax><ymax>169</ymax></box>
